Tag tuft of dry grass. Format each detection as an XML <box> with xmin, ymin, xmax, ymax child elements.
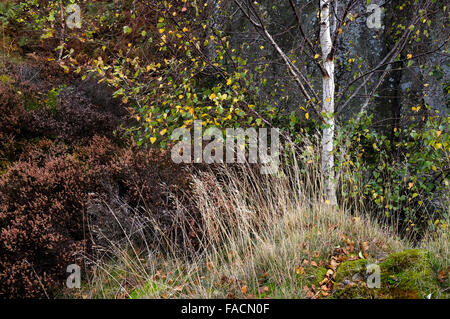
<box><xmin>419</xmin><ymin>219</ymin><xmax>450</xmax><ymax>291</ymax></box>
<box><xmin>80</xmin><ymin>147</ymin><xmax>431</xmax><ymax>299</ymax></box>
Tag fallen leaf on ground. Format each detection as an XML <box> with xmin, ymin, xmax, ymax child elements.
<box><xmin>330</xmin><ymin>259</ymin><xmax>339</xmax><ymax>270</ymax></box>
<box><xmin>303</xmin><ymin>286</ymin><xmax>315</xmax><ymax>298</ymax></box>
<box><xmin>296</xmin><ymin>266</ymin><xmax>305</xmax><ymax>275</ymax></box>
<box><xmin>362</xmin><ymin>241</ymin><xmax>370</xmax><ymax>254</ymax></box>
<box><xmin>320</xmin><ymin>278</ymin><xmax>329</xmax><ymax>286</ymax></box>
<box><xmin>438</xmin><ymin>270</ymin><xmax>447</xmax><ymax>282</ymax></box>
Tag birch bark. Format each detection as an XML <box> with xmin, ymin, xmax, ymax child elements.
<box><xmin>320</xmin><ymin>0</ymin><xmax>337</xmax><ymax>205</ymax></box>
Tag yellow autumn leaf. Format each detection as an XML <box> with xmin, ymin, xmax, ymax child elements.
<box><xmin>305</xmin><ymin>113</ymin><xmax>310</xmax><ymax>120</ymax></box>
<box><xmin>150</xmin><ymin>137</ymin><xmax>157</xmax><ymax>144</ymax></box>
<box><xmin>160</xmin><ymin>129</ymin><xmax>167</xmax><ymax>136</ymax></box>
<box><xmin>296</xmin><ymin>266</ymin><xmax>305</xmax><ymax>275</ymax></box>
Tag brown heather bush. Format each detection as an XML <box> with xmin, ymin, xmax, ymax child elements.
<box><xmin>0</xmin><ymin>136</ymin><xmax>197</xmax><ymax>298</ymax></box>
<box><xmin>0</xmin><ymin>84</ymin><xmax>28</xmax><ymax>168</ymax></box>
<box><xmin>26</xmin><ymin>86</ymin><xmax>127</xmax><ymax>144</ymax></box>
<box><xmin>2</xmin><ymin>58</ymin><xmax>128</xmax><ymax>146</ymax></box>
<box><xmin>0</xmin><ymin>155</ymin><xmax>87</xmax><ymax>298</ymax></box>
<box><xmin>0</xmin><ymin>61</ymin><xmax>198</xmax><ymax>298</ymax></box>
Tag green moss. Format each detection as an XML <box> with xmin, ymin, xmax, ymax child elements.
<box><xmin>379</xmin><ymin>249</ymin><xmax>438</xmax><ymax>298</ymax></box>
<box><xmin>299</xmin><ymin>265</ymin><xmax>328</xmax><ymax>288</ymax></box>
<box><xmin>24</xmin><ymin>94</ymin><xmax>42</xmax><ymax>111</ymax></box>
<box><xmin>0</xmin><ymin>74</ymin><xmax>12</xmax><ymax>84</ymax></box>
<box><xmin>45</xmin><ymin>87</ymin><xmax>61</xmax><ymax>114</ymax></box>
<box><xmin>333</xmin><ymin>249</ymin><xmax>442</xmax><ymax>299</ymax></box>
<box><xmin>0</xmin><ymin>160</ymin><xmax>10</xmax><ymax>175</ymax></box>
<box><xmin>335</xmin><ymin>259</ymin><xmax>368</xmax><ymax>282</ymax></box>
<box><xmin>334</xmin><ymin>284</ymin><xmax>380</xmax><ymax>299</ymax></box>
<box><xmin>315</xmin><ymin>266</ymin><xmax>328</xmax><ymax>285</ymax></box>
<box><xmin>129</xmin><ymin>280</ymin><xmax>166</xmax><ymax>299</ymax></box>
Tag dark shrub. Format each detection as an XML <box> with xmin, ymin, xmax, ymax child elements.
<box><xmin>0</xmin><ymin>84</ymin><xmax>28</xmax><ymax>167</ymax></box>
<box><xmin>75</xmin><ymin>137</ymin><xmax>200</xmax><ymax>253</ymax></box>
<box><xmin>0</xmin><ymin>155</ymin><xmax>87</xmax><ymax>298</ymax></box>
<box><xmin>0</xmin><ymin>62</ymin><xmax>197</xmax><ymax>298</ymax></box>
<box><xmin>24</xmin><ymin>85</ymin><xmax>127</xmax><ymax>144</ymax></box>
<box><xmin>0</xmin><ymin>136</ymin><xmax>197</xmax><ymax>298</ymax></box>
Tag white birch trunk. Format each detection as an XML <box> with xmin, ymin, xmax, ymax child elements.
<box><xmin>206</xmin><ymin>0</ymin><xmax>220</xmax><ymax>61</ymax></box>
<box><xmin>320</xmin><ymin>0</ymin><xmax>337</xmax><ymax>205</ymax></box>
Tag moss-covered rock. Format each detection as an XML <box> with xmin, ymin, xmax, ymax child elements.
<box><xmin>299</xmin><ymin>265</ymin><xmax>329</xmax><ymax>288</ymax></box>
<box><xmin>335</xmin><ymin>259</ymin><xmax>368</xmax><ymax>283</ymax></box>
<box><xmin>333</xmin><ymin>249</ymin><xmax>442</xmax><ymax>299</ymax></box>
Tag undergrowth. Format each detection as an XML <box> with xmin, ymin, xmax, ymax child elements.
<box><xmin>75</xmin><ymin>150</ymin><xmax>449</xmax><ymax>299</ymax></box>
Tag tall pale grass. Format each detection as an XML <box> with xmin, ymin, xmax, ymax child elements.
<box><xmin>81</xmin><ymin>146</ymin><xmax>448</xmax><ymax>298</ymax></box>
<box><xmin>80</xmin><ymin>144</ymin><xmax>421</xmax><ymax>299</ymax></box>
